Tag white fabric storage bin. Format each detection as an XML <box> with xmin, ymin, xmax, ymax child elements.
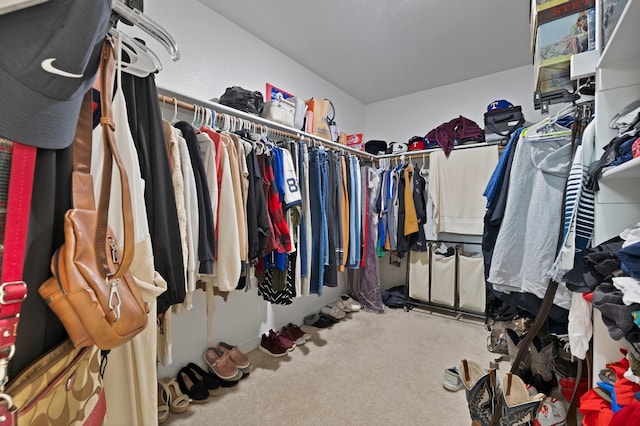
<box><xmin>430</xmin><ymin>254</ymin><xmax>456</xmax><ymax>307</ymax></box>
<box><xmin>458</xmin><ymin>254</ymin><xmax>485</xmax><ymax>313</ymax></box>
<box><xmin>408</xmin><ymin>249</ymin><xmax>430</xmax><ymax>302</ymax></box>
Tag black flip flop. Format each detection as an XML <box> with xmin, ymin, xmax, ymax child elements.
<box><xmin>186</xmin><ymin>362</ymin><xmax>221</xmax><ymax>396</ymax></box>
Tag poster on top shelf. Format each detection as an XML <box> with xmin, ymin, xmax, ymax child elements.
<box><xmin>534</xmin><ymin>6</ymin><xmax>595</xmax><ymax>93</ymax></box>
<box><xmin>266</xmin><ymin>83</ymin><xmax>294</xmax><ymax>102</ymax></box>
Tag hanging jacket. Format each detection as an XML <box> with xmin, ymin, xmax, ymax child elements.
<box><xmin>260</xmin><ymin>153</ymin><xmax>292</xmax><ymax>255</ymax></box>
<box><xmin>411</xmin><ymin>169</ymin><xmax>428</xmax><ymax>251</ymax></box>
<box><xmin>122</xmin><ymin>73</ymin><xmax>185</xmax><ymax>313</ymax></box>
<box><xmin>173</xmin><ymin>122</ymin><xmax>216</xmax><ymax>278</ymax></box>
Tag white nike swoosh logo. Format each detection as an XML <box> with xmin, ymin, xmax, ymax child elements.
<box><xmin>40</xmin><ymin>58</ymin><xmax>83</xmax><ymax>79</ymax></box>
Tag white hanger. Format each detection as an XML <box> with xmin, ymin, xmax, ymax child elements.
<box><xmin>109</xmin><ymin>29</ymin><xmax>161</xmax><ymax>77</ymax></box>
<box><xmin>199</xmin><ymin>107</ymin><xmax>207</xmax><ymax>128</ymax></box>
<box><xmin>111</xmin><ymin>0</ymin><xmax>180</xmax><ymax>61</ymax></box>
<box><xmin>171</xmin><ymin>97</ymin><xmax>179</xmax><ymax>124</ymax></box>
<box><xmin>420</xmin><ymin>154</ymin><xmax>428</xmax><ymax>176</ymax></box>
<box><xmin>523</xmin><ymin>104</ymin><xmax>575</xmax><ymax>141</ymax></box>
<box><xmin>196</xmin><ymin>106</ymin><xmax>205</xmax><ymax>128</ymax></box>
<box><xmin>204</xmin><ymin>108</ymin><xmax>212</xmax><ymax>128</ymax></box>
<box><xmin>191</xmin><ymin>106</ymin><xmax>199</xmax><ymax>128</ymax></box>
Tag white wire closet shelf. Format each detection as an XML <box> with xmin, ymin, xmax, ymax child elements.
<box><xmin>157</xmin><ymin>88</ymin><xmax>377</xmax><ymax>160</ymax></box>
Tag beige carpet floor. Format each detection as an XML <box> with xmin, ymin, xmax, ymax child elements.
<box><xmin>162</xmin><ymin>307</ymin><xmax>498</xmax><ymax>426</ymax></box>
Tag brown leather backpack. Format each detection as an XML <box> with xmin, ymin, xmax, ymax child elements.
<box><xmin>38</xmin><ymin>38</ymin><xmax>149</xmax><ymax>349</ymax></box>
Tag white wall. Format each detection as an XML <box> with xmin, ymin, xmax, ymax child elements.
<box><xmin>128</xmin><ymin>0</ymin><xmax>365</xmax><ymax>378</ymax></box>
<box><xmin>141</xmin><ymin>0</ymin><xmax>365</xmax><ymax>137</ymax></box>
<box><xmin>364</xmin><ymin>65</ymin><xmax>556</xmax><ymax>144</ymax></box>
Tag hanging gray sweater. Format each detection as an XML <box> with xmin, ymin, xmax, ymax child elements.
<box><xmin>488</xmin><ymin>131</ymin><xmax>574</xmax><ymax>310</ymax></box>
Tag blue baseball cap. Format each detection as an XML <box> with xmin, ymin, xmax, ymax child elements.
<box><xmin>487</xmin><ymin>99</ymin><xmax>514</xmax><ymax>111</ymax></box>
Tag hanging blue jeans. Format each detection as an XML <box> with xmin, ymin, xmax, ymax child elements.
<box><xmin>297</xmin><ymin>141</ymin><xmax>308</xmax><ymax>278</ymax></box>
<box><xmin>323</xmin><ymin>151</ymin><xmax>341</xmax><ymax>286</ymax></box>
<box><xmin>309</xmin><ymin>147</ymin><xmax>328</xmax><ymax>295</ymax></box>
<box><xmin>319</xmin><ymin>149</ymin><xmax>329</xmax><ymax>279</ymax></box>
<box><xmin>348</xmin><ymin>155</ymin><xmax>361</xmax><ymax>268</ymax></box>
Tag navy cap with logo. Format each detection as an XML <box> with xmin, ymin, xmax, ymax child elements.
<box><xmin>0</xmin><ymin>0</ymin><xmax>111</xmax><ymax>149</ymax></box>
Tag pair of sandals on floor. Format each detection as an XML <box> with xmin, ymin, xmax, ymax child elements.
<box><xmin>158</xmin><ymin>342</ymin><xmax>252</xmax><ymax>423</ymax></box>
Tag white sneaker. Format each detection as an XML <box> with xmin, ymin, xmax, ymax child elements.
<box><xmin>334</xmin><ymin>299</ymin><xmax>351</xmax><ymax>313</ymax></box>
<box><xmin>442</xmin><ymin>366</ymin><xmax>463</xmax><ymax>392</ymax></box>
<box><xmin>535</xmin><ymin>397</ymin><xmax>567</xmax><ymax>426</ymax></box>
<box><xmin>339</xmin><ymin>294</ymin><xmax>362</xmax><ymax>312</ymax></box>
<box><xmin>321</xmin><ymin>305</ymin><xmax>346</xmax><ymax>320</ymax></box>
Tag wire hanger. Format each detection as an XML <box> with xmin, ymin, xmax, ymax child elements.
<box><xmin>523</xmin><ymin>104</ymin><xmax>576</xmax><ymax>141</ymax></box>
<box><xmin>111</xmin><ymin>0</ymin><xmax>180</xmax><ymax>61</ymax></box>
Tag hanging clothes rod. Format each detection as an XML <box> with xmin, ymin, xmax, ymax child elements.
<box><xmin>428</xmin><ymin>239</ymin><xmax>482</xmax><ymax>246</ymax></box>
<box><xmin>156</xmin><ymin>88</ymin><xmax>376</xmax><ymax>161</ymax></box>
<box><xmin>376</xmin><ymin>141</ymin><xmax>502</xmax><ymax>161</ymax></box>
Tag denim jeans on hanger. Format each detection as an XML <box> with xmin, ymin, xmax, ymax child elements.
<box><xmin>319</xmin><ymin>148</ymin><xmax>329</xmax><ymax>272</ymax></box>
<box><xmin>347</xmin><ymin>155</ymin><xmax>360</xmax><ymax>268</ymax></box>
<box><xmin>297</xmin><ymin>141</ymin><xmax>308</xmax><ymax>279</ymax></box>
<box><xmin>309</xmin><ymin>147</ymin><xmax>328</xmax><ymax>295</ymax></box>
<box><xmin>327</xmin><ymin>153</ymin><xmax>343</xmax><ymax>272</ymax></box>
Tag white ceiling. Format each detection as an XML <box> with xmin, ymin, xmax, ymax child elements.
<box><xmin>198</xmin><ymin>0</ymin><xmax>533</xmax><ymax>104</ymax></box>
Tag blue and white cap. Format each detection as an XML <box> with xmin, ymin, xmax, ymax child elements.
<box><xmin>487</xmin><ymin>99</ymin><xmax>514</xmax><ymax>111</ymax></box>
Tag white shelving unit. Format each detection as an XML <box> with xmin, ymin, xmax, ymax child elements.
<box><xmin>591</xmin><ymin>0</ymin><xmax>640</xmax><ymax>380</ymax></box>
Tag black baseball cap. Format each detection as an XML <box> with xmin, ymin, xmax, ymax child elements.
<box><xmin>0</xmin><ymin>0</ymin><xmax>111</xmax><ymax>149</ymax></box>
